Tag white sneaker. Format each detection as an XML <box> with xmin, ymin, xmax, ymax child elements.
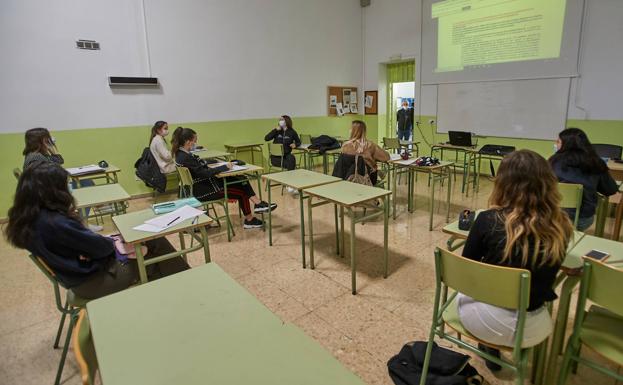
<box><xmin>286</xmin><ymin>186</ymin><xmax>298</xmax><ymax>195</ymax></box>
<box><xmin>88</xmin><ymin>223</ymin><xmax>104</xmax><ymax>232</ymax></box>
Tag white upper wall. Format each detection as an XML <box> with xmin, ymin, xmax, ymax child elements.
<box><xmin>363</xmin><ymin>0</ymin><xmax>623</xmax><ymax>120</ymax></box>
<box><xmin>0</xmin><ymin>0</ymin><xmax>363</xmax><ymax>132</ymax></box>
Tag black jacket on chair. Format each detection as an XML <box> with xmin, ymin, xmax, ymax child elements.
<box><xmin>309</xmin><ymin>135</ymin><xmax>341</xmax><ymax>154</ymax></box>
<box><xmin>135</xmin><ymin>147</ymin><xmax>166</xmax><ymax>193</ymax></box>
<box><xmin>332</xmin><ymin>153</ymin><xmax>377</xmax><ymax>185</ymax></box>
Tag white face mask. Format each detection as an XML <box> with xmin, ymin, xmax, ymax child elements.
<box><xmin>190</xmin><ymin>143</ymin><xmax>197</xmax><ymax>151</ymax></box>
<box><xmin>50</xmin><ymin>136</ymin><xmax>56</xmax><ymax>145</ymax></box>
<box><xmin>162</xmin><ymin>129</ymin><xmax>169</xmax><ymax>136</ymax></box>
<box><xmin>553</xmin><ymin>143</ymin><xmax>559</xmax><ymax>153</ymax></box>
<box><xmin>278</xmin><ymin>120</ymin><xmax>286</xmax><ymax>128</ymax></box>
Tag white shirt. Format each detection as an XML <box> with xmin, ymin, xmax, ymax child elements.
<box><xmin>149</xmin><ymin>135</ymin><xmax>176</xmax><ymax>174</ymax></box>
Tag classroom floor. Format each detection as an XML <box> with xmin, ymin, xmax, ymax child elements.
<box><xmin>1</xmin><ymin>173</ymin><xmax>620</xmax><ymax>385</ymax></box>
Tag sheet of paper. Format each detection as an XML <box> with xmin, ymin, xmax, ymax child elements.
<box><xmin>336</xmin><ymin>102</ymin><xmax>344</xmax><ymax>116</ymax></box>
<box><xmin>298</xmin><ymin>144</ymin><xmax>311</xmax><ymax>149</ymax></box>
<box><xmin>390</xmin><ymin>153</ymin><xmax>402</xmax><ymax>161</ymax></box>
<box><xmin>133</xmin><ymin>205</ymin><xmax>205</xmax><ymax>232</ymax></box>
<box><xmin>350</xmin><ymin>103</ymin><xmax>358</xmax><ymax>113</ymax></box>
<box><xmin>343</xmin><ymin>104</ymin><xmax>351</xmax><ymax>114</ymax></box>
<box><xmin>365</xmin><ymin>95</ymin><xmax>373</xmax><ymax>108</ymax></box>
<box><xmin>329</xmin><ymin>95</ymin><xmax>337</xmax><ymax>107</ymax></box>
<box><xmin>219</xmin><ymin>165</ymin><xmax>247</xmax><ymax>174</ymax></box>
<box><xmin>350</xmin><ymin>91</ymin><xmax>357</xmax><ymax>103</ymax></box>
<box><xmin>65</xmin><ymin>164</ymin><xmax>105</xmax><ymax>176</ymax></box>
<box><xmin>395</xmin><ymin>158</ymin><xmax>417</xmax><ymax>166</ymax></box>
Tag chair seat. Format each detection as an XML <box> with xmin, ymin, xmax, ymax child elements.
<box><xmin>443</xmin><ymin>296</ymin><xmax>513</xmax><ymax>352</ymax></box>
<box><xmin>67</xmin><ymin>290</ymin><xmax>88</xmax><ymax>308</ymax></box>
<box><xmin>579</xmin><ymin>305</ymin><xmax>623</xmax><ymax>366</ymax></box>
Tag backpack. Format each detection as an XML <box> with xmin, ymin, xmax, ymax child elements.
<box><xmin>134</xmin><ymin>148</ymin><xmax>166</xmax><ymax>193</ymax></box>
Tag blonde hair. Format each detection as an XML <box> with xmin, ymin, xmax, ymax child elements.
<box><xmin>348</xmin><ymin>120</ymin><xmax>369</xmax><ymax>153</ymax></box>
<box><xmin>489</xmin><ymin>150</ymin><xmax>573</xmax><ymax>267</ymax></box>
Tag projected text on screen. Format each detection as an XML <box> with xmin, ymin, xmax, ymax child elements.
<box><xmin>432</xmin><ymin>0</ymin><xmax>567</xmax><ymax>73</ymax></box>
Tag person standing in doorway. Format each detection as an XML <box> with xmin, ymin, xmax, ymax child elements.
<box><xmin>396</xmin><ymin>99</ymin><xmax>413</xmax><ymax>142</ymax></box>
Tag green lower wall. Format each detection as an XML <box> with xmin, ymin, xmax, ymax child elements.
<box><xmin>0</xmin><ymin>115</ymin><xmax>376</xmax><ymax>218</ymax></box>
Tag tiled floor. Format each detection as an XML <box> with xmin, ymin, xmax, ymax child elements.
<box><xmin>1</xmin><ymin>173</ymin><xmax>620</xmax><ymax>385</ymax></box>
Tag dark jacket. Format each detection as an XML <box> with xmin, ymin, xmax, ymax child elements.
<box><xmin>551</xmin><ymin>162</ymin><xmax>618</xmax><ymax>218</ymax></box>
<box><xmin>462</xmin><ymin>209</ymin><xmax>562</xmax><ymax>311</ymax></box>
<box><xmin>135</xmin><ymin>147</ymin><xmax>167</xmax><ymax>192</ymax></box>
<box><xmin>396</xmin><ymin>107</ymin><xmax>414</xmax><ymax>132</ymax></box>
<box><xmin>264</xmin><ymin>127</ymin><xmax>301</xmax><ymax>156</ymax></box>
<box><xmin>175</xmin><ymin>149</ymin><xmax>228</xmax><ymax>201</ymax></box>
<box><xmin>23</xmin><ymin>152</ymin><xmax>65</xmax><ymax>170</ymax></box>
<box><xmin>309</xmin><ymin>135</ymin><xmax>341</xmax><ymax>154</ymax></box>
<box><xmin>332</xmin><ymin>153</ymin><xmax>378</xmax><ymax>185</ymax></box>
<box><xmin>26</xmin><ymin>209</ymin><xmax>115</xmax><ymax>288</ymax></box>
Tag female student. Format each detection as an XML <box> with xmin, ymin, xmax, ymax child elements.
<box><xmin>4</xmin><ymin>162</ymin><xmax>189</xmax><ymax>300</ymax></box>
<box><xmin>172</xmin><ymin>127</ymin><xmax>275</xmax><ymax>229</ymax></box>
<box><xmin>459</xmin><ymin>150</ymin><xmax>574</xmax><ymax>371</ymax></box>
<box><xmin>550</xmin><ymin>127</ymin><xmax>618</xmax><ymax>231</ymax></box>
<box><xmin>264</xmin><ymin>115</ymin><xmax>301</xmax><ymax>171</ymax></box>
<box><xmin>340</xmin><ymin>120</ymin><xmax>390</xmax><ymax>185</ymax></box>
<box><xmin>22</xmin><ymin>127</ymin><xmax>102</xmax><ymax>232</ymax></box>
<box><xmin>149</xmin><ymin>120</ymin><xmax>176</xmax><ymax>174</ymax></box>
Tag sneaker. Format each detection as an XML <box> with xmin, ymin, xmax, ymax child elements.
<box><xmin>254</xmin><ymin>201</ymin><xmax>277</xmax><ymax>213</ymax></box>
<box><xmin>286</xmin><ymin>186</ymin><xmax>298</xmax><ymax>195</ymax></box>
<box><xmin>478</xmin><ymin>343</ymin><xmax>502</xmax><ymax>372</ymax></box>
<box><xmin>88</xmin><ymin>223</ymin><xmax>104</xmax><ymax>232</ymax></box>
<box><xmin>243</xmin><ymin>217</ymin><xmax>264</xmax><ymax>229</ymax></box>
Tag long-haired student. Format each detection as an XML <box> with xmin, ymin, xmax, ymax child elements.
<box><xmin>459</xmin><ymin>150</ymin><xmax>574</xmax><ymax>370</ymax></box>
<box><xmin>149</xmin><ymin>120</ymin><xmax>176</xmax><ymax>174</ymax></box>
<box><xmin>264</xmin><ymin>115</ymin><xmax>301</xmax><ymax>171</ymax></box>
<box><xmin>550</xmin><ymin>127</ymin><xmax>618</xmax><ymax>231</ymax></box>
<box><xmin>171</xmin><ymin>127</ymin><xmax>276</xmax><ymax>229</ymax></box>
<box><xmin>22</xmin><ymin>127</ymin><xmax>102</xmax><ymax>231</ymax></box>
<box><xmin>340</xmin><ymin>120</ymin><xmax>390</xmax><ymax>185</ymax></box>
<box><xmin>4</xmin><ymin>162</ymin><xmax>189</xmax><ymax>300</ymax></box>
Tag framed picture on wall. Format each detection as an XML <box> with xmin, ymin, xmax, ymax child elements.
<box><xmin>364</xmin><ymin>90</ymin><xmax>378</xmax><ymax>115</ymax></box>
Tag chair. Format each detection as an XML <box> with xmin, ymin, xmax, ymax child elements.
<box><xmin>12</xmin><ymin>167</ymin><xmax>21</xmax><ymax>180</ymax></box>
<box><xmin>29</xmin><ymin>254</ymin><xmax>88</xmax><ymax>385</ymax></box>
<box><xmin>383</xmin><ymin>137</ymin><xmax>409</xmax><ymax>184</ymax></box>
<box><xmin>73</xmin><ymin>309</ymin><xmax>99</xmax><ymax>385</ymax></box>
<box><xmin>176</xmin><ymin>166</ymin><xmax>236</xmax><ymax>241</ymax></box>
<box><xmin>557</xmin><ymin>258</ymin><xmax>623</xmax><ymax>384</ymax></box>
<box><xmin>592</xmin><ymin>144</ymin><xmax>622</xmax><ymax>160</ymax></box>
<box><xmin>420</xmin><ymin>248</ymin><xmax>548</xmax><ymax>385</ymax></box>
<box><xmin>299</xmin><ymin>134</ymin><xmax>320</xmax><ymax>170</ymax></box>
<box><xmin>558</xmin><ymin>183</ymin><xmax>584</xmax><ymax>229</ymax></box>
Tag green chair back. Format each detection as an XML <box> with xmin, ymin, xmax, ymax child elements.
<box><xmin>557</xmin><ymin>182</ymin><xmax>583</xmax><ymax>227</ymax></box>
<box><xmin>73</xmin><ymin>309</ymin><xmax>98</xmax><ymax>385</ymax></box>
<box><xmin>300</xmin><ymin>134</ymin><xmax>312</xmax><ymax>145</ymax></box>
<box><xmin>176</xmin><ymin>166</ymin><xmax>194</xmax><ymax>197</ymax></box>
<box><xmin>268</xmin><ymin>143</ymin><xmax>285</xmax><ymax>157</ymax></box>
<box><xmin>29</xmin><ymin>255</ymin><xmax>70</xmax><ymax>313</ymax></box>
<box><xmin>13</xmin><ymin>168</ymin><xmax>21</xmax><ymax>180</ymax></box>
<box><xmin>383</xmin><ymin>137</ymin><xmax>401</xmax><ymax>151</ymax></box>
<box><xmin>437</xmin><ymin>248</ymin><xmax>530</xmax><ymax>310</ymax></box>
<box><xmin>584</xmin><ymin>258</ymin><xmax>623</xmax><ymax>317</ymax></box>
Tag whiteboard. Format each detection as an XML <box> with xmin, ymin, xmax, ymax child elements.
<box><xmin>436</xmin><ymin>78</ymin><xmax>571</xmax><ymax>140</ymax></box>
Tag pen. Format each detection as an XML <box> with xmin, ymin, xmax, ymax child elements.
<box><xmin>192</xmin><ymin>216</ymin><xmax>199</xmax><ymax>225</ymax></box>
<box><xmin>166</xmin><ymin>216</ymin><xmax>180</xmax><ymax>226</ymax></box>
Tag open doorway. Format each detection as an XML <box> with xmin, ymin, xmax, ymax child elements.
<box><xmin>385</xmin><ymin>61</ymin><xmax>415</xmax><ymax>139</ymax></box>
<box><xmin>391</xmin><ymin>81</ymin><xmax>415</xmax><ymax>141</ymax></box>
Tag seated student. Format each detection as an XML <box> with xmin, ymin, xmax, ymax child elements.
<box><xmin>340</xmin><ymin>120</ymin><xmax>390</xmax><ymax>185</ymax></box>
<box><xmin>4</xmin><ymin>162</ymin><xmax>189</xmax><ymax>300</ymax></box>
<box><xmin>550</xmin><ymin>128</ymin><xmax>618</xmax><ymax>231</ymax></box>
<box><xmin>172</xmin><ymin>127</ymin><xmax>275</xmax><ymax>229</ymax></box>
<box><xmin>459</xmin><ymin>150</ymin><xmax>574</xmax><ymax>371</ymax></box>
<box><xmin>22</xmin><ymin>127</ymin><xmax>102</xmax><ymax>232</ymax></box>
<box><xmin>149</xmin><ymin>120</ymin><xmax>176</xmax><ymax>174</ymax></box>
<box><xmin>264</xmin><ymin>115</ymin><xmax>301</xmax><ymax>171</ymax></box>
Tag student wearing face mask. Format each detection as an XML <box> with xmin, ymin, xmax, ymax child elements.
<box><xmin>396</xmin><ymin>99</ymin><xmax>413</xmax><ymax>142</ymax></box>
<box><xmin>264</xmin><ymin>115</ymin><xmax>301</xmax><ymax>171</ymax></box>
<box><xmin>149</xmin><ymin>121</ymin><xmax>176</xmax><ymax>174</ymax></box>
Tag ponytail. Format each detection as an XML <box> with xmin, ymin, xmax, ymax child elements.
<box><xmin>171</xmin><ymin>127</ymin><xmax>196</xmax><ymax>157</ymax></box>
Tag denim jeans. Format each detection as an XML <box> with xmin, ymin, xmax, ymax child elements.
<box><xmin>576</xmin><ymin>215</ymin><xmax>594</xmax><ymax>232</ymax></box>
<box><xmin>397</xmin><ymin>130</ymin><xmax>412</xmax><ymax>142</ymax></box>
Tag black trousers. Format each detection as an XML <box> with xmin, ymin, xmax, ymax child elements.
<box><xmin>72</xmin><ymin>237</ymin><xmax>189</xmax><ymax>300</ymax></box>
<box><xmin>270</xmin><ymin>154</ymin><xmax>296</xmax><ymax>171</ymax></box>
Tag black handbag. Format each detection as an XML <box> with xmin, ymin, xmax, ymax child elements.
<box><xmin>458</xmin><ymin>210</ymin><xmax>475</xmax><ymax>231</ymax></box>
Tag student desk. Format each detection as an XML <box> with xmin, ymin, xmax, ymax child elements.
<box><xmin>86</xmin><ymin>264</ymin><xmax>366</xmax><ymax>385</ymax></box>
<box><xmin>389</xmin><ymin>159</ymin><xmax>454</xmax><ymax>230</ymax></box>
<box><xmin>223</xmin><ymin>142</ymin><xmax>264</xmax><ymax>168</ymax></box>
<box><xmin>112</xmin><ymin>208</ymin><xmax>213</xmax><ymax>284</ymax></box>
<box><xmin>72</xmin><ymin>183</ymin><xmax>130</xmax><ymax>219</ymax></box>
<box><xmin>430</xmin><ymin>143</ymin><xmax>479</xmax><ymax>194</ymax></box>
<box><xmin>68</xmin><ymin>164</ymin><xmax>121</xmax><ymax>187</ymax></box>
<box><xmin>262</xmin><ymin>169</ymin><xmax>341</xmax><ymax>268</ymax></box>
<box><xmin>191</xmin><ymin>148</ymin><xmax>231</xmax><ymax>161</ymax></box>
<box><xmin>215</xmin><ymin>164</ymin><xmax>265</xmax><ymax>239</ymax></box>
<box><xmin>607</xmin><ymin>160</ymin><xmax>623</xmax><ymax>240</ymax></box>
<box><xmin>304</xmin><ymin>181</ymin><xmax>391</xmax><ymax>294</ymax></box>
<box><xmin>544</xmin><ymin>235</ymin><xmax>623</xmax><ymax>384</ymax></box>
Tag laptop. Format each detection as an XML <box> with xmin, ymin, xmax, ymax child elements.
<box><xmin>448</xmin><ymin>131</ymin><xmax>474</xmax><ymax>147</ymax></box>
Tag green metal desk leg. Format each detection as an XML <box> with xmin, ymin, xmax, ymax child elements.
<box><xmin>308</xmin><ymin>197</ymin><xmax>315</xmax><ymax>269</ymax></box>
<box><xmin>340</xmin><ymin>206</ymin><xmax>345</xmax><ymax>259</ymax></box>
<box><xmin>223</xmin><ymin>180</ymin><xmax>232</xmax><ymax>241</ymax></box>
<box><xmin>300</xmin><ymin>191</ymin><xmax>307</xmax><ymax>268</ymax></box>
<box><xmin>446</xmin><ymin>166</ymin><xmax>452</xmax><ymax>223</ymax></box>
<box><xmin>349</xmin><ymin>207</ymin><xmax>357</xmax><ymax>294</ymax></box>
<box><xmin>544</xmin><ymin>276</ymin><xmax>580</xmax><ymax>384</ymax></box>
<box><xmin>198</xmin><ymin>226</ymin><xmax>211</xmax><ymax>263</ymax></box>
<box><xmin>323</xmin><ymin>153</ymin><xmax>328</xmax><ymax>174</ymax></box>
<box><xmin>255</xmin><ymin>171</ymin><xmax>265</xmax><ymax>232</ymax></box>
<box><xmin>408</xmin><ymin>168</ymin><xmax>415</xmax><ymax>213</ymax></box>
<box><xmin>392</xmin><ymin>164</ymin><xmax>398</xmax><ymax>220</ymax></box>
<box><xmin>251</xmin><ymin>147</ymin><xmax>255</xmax><ymax>165</ymax></box>
<box><xmin>135</xmin><ymin>244</ymin><xmax>148</xmax><ymax>284</ymax></box>
<box><xmin>267</xmin><ymin>179</ymin><xmax>273</xmax><ymax>246</ymax></box>
<box><xmin>334</xmin><ymin>204</ymin><xmax>339</xmax><ymax>256</ymax></box>
<box><xmin>384</xmin><ymin>195</ymin><xmax>389</xmax><ymax>279</ymax></box>
<box><xmin>179</xmin><ymin>232</ymin><xmax>187</xmax><ymax>263</ymax></box>
<box><xmin>430</xmin><ymin>171</ymin><xmax>436</xmax><ymax>231</ymax></box>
